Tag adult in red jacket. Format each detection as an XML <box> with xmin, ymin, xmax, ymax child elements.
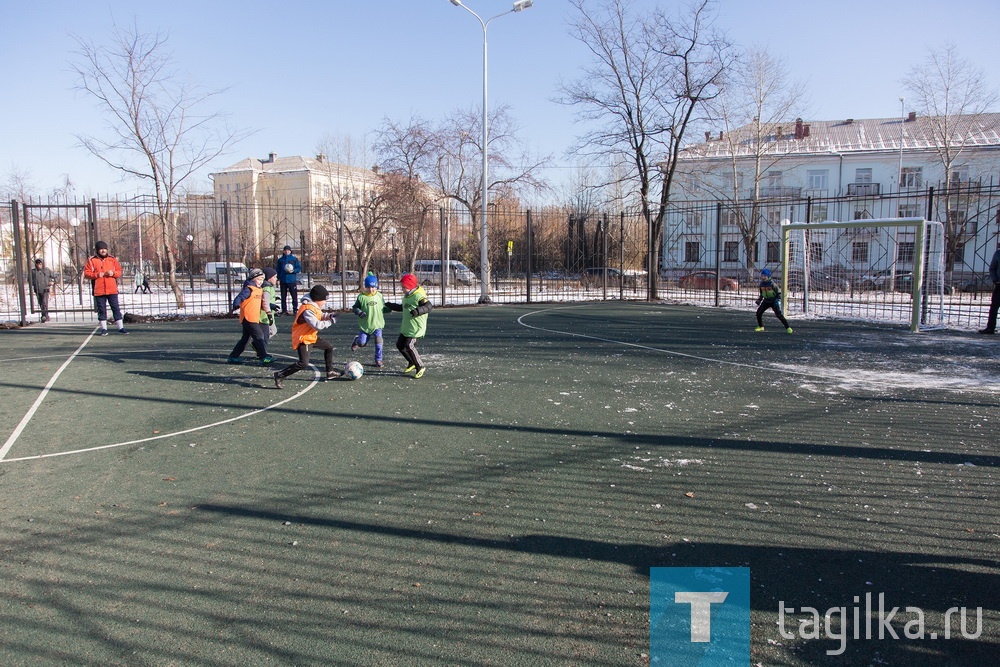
<box><xmin>83</xmin><ymin>241</ymin><xmax>129</xmax><ymax>335</ymax></box>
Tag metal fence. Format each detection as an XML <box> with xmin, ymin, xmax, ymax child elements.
<box><xmin>3</xmin><ymin>183</ymin><xmax>999</xmax><ymax>330</ymax></box>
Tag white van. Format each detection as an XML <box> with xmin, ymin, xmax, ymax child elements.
<box><xmin>413</xmin><ymin>259</ymin><xmax>476</xmax><ymax>286</ymax></box>
<box><xmin>205</xmin><ymin>262</ymin><xmax>249</xmax><ymax>284</ymax></box>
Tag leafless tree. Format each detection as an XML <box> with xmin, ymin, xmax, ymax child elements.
<box><xmin>903</xmin><ymin>43</ymin><xmax>999</xmax><ymax>273</ymax></box>
<box><xmin>560</xmin><ymin>0</ymin><xmax>733</xmax><ymax>298</ymax></box>
<box><xmin>72</xmin><ymin>22</ymin><xmax>251</xmax><ymax>309</ymax></box>
<box><xmin>701</xmin><ymin>46</ymin><xmax>807</xmax><ymax>278</ymax></box>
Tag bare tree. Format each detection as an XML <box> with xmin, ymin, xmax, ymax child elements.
<box><xmin>560</xmin><ymin>0</ymin><xmax>732</xmax><ymax>299</ymax></box>
<box><xmin>72</xmin><ymin>22</ymin><xmax>251</xmax><ymax>309</ymax></box>
<box><xmin>702</xmin><ymin>46</ymin><xmax>807</xmax><ymax>277</ymax></box>
<box><xmin>903</xmin><ymin>43</ymin><xmax>999</xmax><ymax>274</ymax></box>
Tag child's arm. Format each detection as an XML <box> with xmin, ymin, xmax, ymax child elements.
<box><xmin>385</xmin><ymin>302</ymin><xmax>403</xmax><ymax>312</ymax></box>
<box><xmin>410</xmin><ymin>297</ymin><xmax>433</xmax><ymax>317</ymax></box>
<box><xmin>231</xmin><ymin>285</ymin><xmax>251</xmax><ymax>311</ymax></box>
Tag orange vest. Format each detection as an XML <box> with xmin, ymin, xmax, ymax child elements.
<box><xmin>239</xmin><ymin>285</ymin><xmax>264</xmax><ymax>324</ymax></box>
<box><xmin>291</xmin><ymin>302</ymin><xmax>322</xmax><ymax>349</ymax></box>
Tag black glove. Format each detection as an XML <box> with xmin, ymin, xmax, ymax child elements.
<box><xmin>409</xmin><ymin>310</ymin><xmax>418</xmax><ymax>317</ymax></box>
<box><xmin>357</xmin><ymin>311</ymin><xmax>366</xmax><ymax>318</ymax></box>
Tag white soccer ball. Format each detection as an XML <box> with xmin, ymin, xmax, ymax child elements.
<box><xmin>284</xmin><ymin>263</ymin><xmax>294</xmax><ymax>273</ymax></box>
<box><xmin>344</xmin><ymin>360</ymin><xmax>364</xmax><ymax>380</ymax></box>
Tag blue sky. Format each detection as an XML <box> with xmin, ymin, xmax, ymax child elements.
<box><xmin>3</xmin><ymin>0</ymin><xmax>999</xmax><ymax>198</ymax></box>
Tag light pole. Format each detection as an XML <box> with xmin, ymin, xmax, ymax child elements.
<box><xmin>448</xmin><ymin>0</ymin><xmax>533</xmax><ymax>303</ymax></box>
<box><xmin>186</xmin><ymin>235</ymin><xmax>195</xmax><ymax>291</ymax></box>
<box><xmin>69</xmin><ymin>217</ymin><xmax>82</xmax><ymax>304</ymax></box>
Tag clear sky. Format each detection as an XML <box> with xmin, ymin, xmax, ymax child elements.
<box><xmin>3</xmin><ymin>0</ymin><xmax>999</xmax><ymax>198</ymax></box>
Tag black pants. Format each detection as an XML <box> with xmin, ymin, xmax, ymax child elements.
<box><xmin>396</xmin><ymin>334</ymin><xmax>423</xmax><ymax>369</ymax></box>
<box><xmin>229</xmin><ymin>321</ymin><xmax>268</xmax><ymax>359</ymax></box>
<box><xmin>35</xmin><ymin>290</ymin><xmax>50</xmax><ymax>319</ymax></box>
<box><xmin>984</xmin><ymin>282</ymin><xmax>1000</xmax><ymax>331</ymax></box>
<box><xmin>756</xmin><ymin>299</ymin><xmax>789</xmax><ymax>328</ymax></box>
<box><xmin>275</xmin><ymin>338</ymin><xmax>334</xmax><ymax>379</ymax></box>
<box><xmin>280</xmin><ymin>283</ymin><xmax>299</xmax><ymax>314</ymax></box>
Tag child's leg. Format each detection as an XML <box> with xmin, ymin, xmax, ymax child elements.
<box><xmin>396</xmin><ymin>334</ymin><xmax>415</xmax><ymax>366</ymax></box>
<box><xmin>313</xmin><ymin>338</ymin><xmax>335</xmax><ymax>375</ymax></box>
<box><xmin>355</xmin><ymin>331</ymin><xmax>369</xmax><ymax>348</ymax></box>
<box><xmin>230</xmin><ymin>323</ymin><xmax>253</xmax><ymax>358</ymax></box>
<box><xmin>771</xmin><ymin>304</ymin><xmax>790</xmax><ymax>328</ymax></box>
<box><xmin>249</xmin><ymin>323</ymin><xmax>269</xmax><ymax>359</ymax></box>
<box><xmin>276</xmin><ymin>344</ymin><xmax>311</xmax><ymax>379</ymax></box>
<box><xmin>373</xmin><ymin>329</ymin><xmax>383</xmax><ymax>364</ymax></box>
<box><xmin>400</xmin><ymin>337</ymin><xmax>423</xmax><ymax>370</ymax></box>
<box><xmin>755</xmin><ymin>301</ymin><xmax>768</xmax><ymax>327</ymax></box>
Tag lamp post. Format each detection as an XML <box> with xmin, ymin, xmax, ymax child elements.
<box><xmin>448</xmin><ymin>0</ymin><xmax>533</xmax><ymax>303</ymax></box>
<box><xmin>186</xmin><ymin>235</ymin><xmax>195</xmax><ymax>291</ymax></box>
<box><xmin>69</xmin><ymin>217</ymin><xmax>82</xmax><ymax>304</ymax></box>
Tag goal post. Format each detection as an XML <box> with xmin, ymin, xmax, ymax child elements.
<box><xmin>780</xmin><ymin>218</ymin><xmax>945</xmax><ymax>332</ymax></box>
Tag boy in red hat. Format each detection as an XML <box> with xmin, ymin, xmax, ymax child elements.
<box><xmin>386</xmin><ymin>273</ymin><xmax>433</xmax><ymax>378</ymax></box>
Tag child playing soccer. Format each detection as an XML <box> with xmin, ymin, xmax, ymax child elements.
<box><xmin>351</xmin><ymin>272</ymin><xmax>391</xmax><ymax>367</ymax></box>
<box><xmin>261</xmin><ymin>267</ymin><xmax>280</xmax><ymax>340</ymax></box>
<box><xmin>228</xmin><ymin>268</ymin><xmax>273</xmax><ymax>365</ymax></box>
<box><xmin>272</xmin><ymin>284</ymin><xmax>339</xmax><ymax>389</ymax></box>
<box><xmin>386</xmin><ymin>273</ymin><xmax>433</xmax><ymax>378</ymax></box>
<box><xmin>755</xmin><ymin>268</ymin><xmax>793</xmax><ymax>333</ymax></box>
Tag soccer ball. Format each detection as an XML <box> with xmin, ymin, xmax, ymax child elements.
<box><xmin>284</xmin><ymin>263</ymin><xmax>294</xmax><ymax>273</ymax></box>
<box><xmin>344</xmin><ymin>360</ymin><xmax>364</xmax><ymax>380</ymax></box>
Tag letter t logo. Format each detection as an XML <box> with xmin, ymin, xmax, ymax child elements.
<box><xmin>675</xmin><ymin>591</ymin><xmax>729</xmax><ymax>642</ymax></box>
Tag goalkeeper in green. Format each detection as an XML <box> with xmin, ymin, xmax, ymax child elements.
<box><xmin>755</xmin><ymin>268</ymin><xmax>792</xmax><ymax>333</ymax></box>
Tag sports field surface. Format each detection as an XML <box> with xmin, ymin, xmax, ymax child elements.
<box><xmin>1</xmin><ymin>302</ymin><xmax>997</xmax><ymax>666</ymax></box>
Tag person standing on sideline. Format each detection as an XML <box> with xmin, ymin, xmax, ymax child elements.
<box><xmin>754</xmin><ymin>268</ymin><xmax>792</xmax><ymax>334</ymax></box>
<box><xmin>351</xmin><ymin>273</ymin><xmax>391</xmax><ymax>368</ymax></box>
<box><xmin>275</xmin><ymin>245</ymin><xmax>301</xmax><ymax>315</ymax></box>
<box><xmin>978</xmin><ymin>245</ymin><xmax>1000</xmax><ymax>334</ymax></box>
<box><xmin>83</xmin><ymin>241</ymin><xmax>129</xmax><ymax>335</ymax></box>
<box><xmin>386</xmin><ymin>273</ymin><xmax>433</xmax><ymax>378</ymax></box>
<box><xmin>273</xmin><ymin>284</ymin><xmax>338</xmax><ymax>388</ymax></box>
<box><xmin>30</xmin><ymin>258</ymin><xmax>55</xmax><ymax>322</ymax></box>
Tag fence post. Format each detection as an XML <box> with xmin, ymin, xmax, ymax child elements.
<box><xmin>526</xmin><ymin>209</ymin><xmax>533</xmax><ymax>304</ymax></box>
<box><xmin>440</xmin><ymin>207</ymin><xmax>448</xmax><ymax>306</ymax></box>
<box><xmin>715</xmin><ymin>202</ymin><xmax>722</xmax><ymax>307</ymax></box>
<box><xmin>11</xmin><ymin>201</ymin><xmax>28</xmax><ymax>326</ymax></box>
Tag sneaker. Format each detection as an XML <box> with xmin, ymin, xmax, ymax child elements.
<box><xmin>351</xmin><ymin>340</ymin><xmax>360</xmax><ymax>352</ymax></box>
<box><xmin>754</xmin><ymin>326</ymin><xmax>764</xmax><ymax>332</ymax></box>
<box><xmin>785</xmin><ymin>327</ymin><xmax>794</xmax><ymax>334</ymax></box>
<box><xmin>118</xmin><ymin>328</ymin><xmax>130</xmax><ymax>335</ymax></box>
<box><xmin>273</xmin><ymin>372</ymin><xmax>284</xmax><ymax>389</ymax></box>
<box><xmin>326</xmin><ymin>370</ymin><xmax>342</xmax><ymax>381</ymax></box>
<box><xmin>375</xmin><ymin>360</ymin><xmax>383</xmax><ymax>368</ymax></box>
<box><xmin>226</xmin><ymin>356</ymin><xmax>243</xmax><ymax>364</ymax></box>
<box><xmin>978</xmin><ymin>329</ymin><xmax>995</xmax><ymax>334</ymax></box>
<box><xmin>99</xmin><ymin>329</ymin><xmax>109</xmax><ymax>336</ymax></box>
<box><xmin>414</xmin><ymin>367</ymin><xmax>426</xmax><ymax>379</ymax></box>
<box><xmin>403</xmin><ymin>364</ymin><xmax>416</xmax><ymax>374</ymax></box>
<box><xmin>260</xmin><ymin>356</ymin><xmax>274</xmax><ymax>366</ymax></box>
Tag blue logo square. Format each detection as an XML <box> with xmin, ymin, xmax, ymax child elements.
<box><xmin>650</xmin><ymin>567</ymin><xmax>750</xmax><ymax>666</ymax></box>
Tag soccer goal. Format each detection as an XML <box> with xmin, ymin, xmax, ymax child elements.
<box><xmin>780</xmin><ymin>217</ymin><xmax>946</xmax><ymax>332</ymax></box>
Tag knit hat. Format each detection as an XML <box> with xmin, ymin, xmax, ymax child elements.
<box><xmin>401</xmin><ymin>273</ymin><xmax>418</xmax><ymax>291</ymax></box>
<box><xmin>34</xmin><ymin>258</ymin><xmax>43</xmax><ymax>265</ymax></box>
<box><xmin>249</xmin><ymin>268</ymin><xmax>265</xmax><ymax>279</ymax></box>
<box><xmin>760</xmin><ymin>268</ymin><xmax>771</xmax><ymax>278</ymax></box>
<box><xmin>262</xmin><ymin>267</ymin><xmax>278</xmax><ymax>280</ymax></box>
<box><xmin>364</xmin><ymin>274</ymin><xmax>378</xmax><ymax>288</ymax></box>
<box><xmin>95</xmin><ymin>241</ymin><xmax>109</xmax><ymax>251</ymax></box>
<box><xmin>309</xmin><ymin>284</ymin><xmax>329</xmax><ymax>302</ymax></box>
<box><xmin>283</xmin><ymin>245</ymin><xmax>292</xmax><ymax>251</ymax></box>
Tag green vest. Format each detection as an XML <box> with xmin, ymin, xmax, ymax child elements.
<box><xmin>400</xmin><ymin>286</ymin><xmax>429</xmax><ymax>338</ymax></box>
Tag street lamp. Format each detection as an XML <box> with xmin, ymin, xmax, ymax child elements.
<box><xmin>69</xmin><ymin>217</ymin><xmax>83</xmax><ymax>304</ymax></box>
<box><xmin>448</xmin><ymin>0</ymin><xmax>533</xmax><ymax>303</ymax></box>
<box><xmin>186</xmin><ymin>235</ymin><xmax>195</xmax><ymax>291</ymax></box>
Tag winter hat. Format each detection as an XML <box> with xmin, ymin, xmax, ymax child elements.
<box><xmin>95</xmin><ymin>241</ymin><xmax>109</xmax><ymax>251</ymax></box>
<box><xmin>760</xmin><ymin>268</ymin><xmax>771</xmax><ymax>278</ymax></box>
<box><xmin>309</xmin><ymin>284</ymin><xmax>329</xmax><ymax>302</ymax></box>
<box><xmin>283</xmin><ymin>245</ymin><xmax>292</xmax><ymax>251</ymax></box>
<box><xmin>401</xmin><ymin>273</ymin><xmax>418</xmax><ymax>291</ymax></box>
<box><xmin>34</xmin><ymin>258</ymin><xmax>43</xmax><ymax>265</ymax></box>
<box><xmin>262</xmin><ymin>267</ymin><xmax>278</xmax><ymax>280</ymax></box>
<box><xmin>248</xmin><ymin>268</ymin><xmax>265</xmax><ymax>279</ymax></box>
<box><xmin>364</xmin><ymin>274</ymin><xmax>378</xmax><ymax>288</ymax></box>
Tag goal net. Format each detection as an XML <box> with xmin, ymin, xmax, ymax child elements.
<box><xmin>779</xmin><ymin>218</ymin><xmax>946</xmax><ymax>332</ymax></box>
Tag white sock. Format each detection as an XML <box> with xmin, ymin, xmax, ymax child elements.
<box><xmin>100</xmin><ymin>323</ymin><xmax>108</xmax><ymax>332</ymax></box>
<box><xmin>116</xmin><ymin>320</ymin><xmax>124</xmax><ymax>330</ymax></box>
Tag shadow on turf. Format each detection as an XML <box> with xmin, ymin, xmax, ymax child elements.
<box><xmin>195</xmin><ymin>502</ymin><xmax>998</xmax><ymax>666</ymax></box>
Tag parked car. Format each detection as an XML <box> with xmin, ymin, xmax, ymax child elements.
<box><xmin>858</xmin><ymin>269</ymin><xmax>912</xmax><ymax>291</ymax></box>
<box><xmin>678</xmin><ymin>270</ymin><xmax>739</xmax><ymax>291</ymax></box>
<box><xmin>580</xmin><ymin>267</ymin><xmax>638</xmax><ymax>288</ymax></box>
<box><xmin>329</xmin><ymin>270</ymin><xmax>360</xmax><ymax>285</ymax></box>
<box><xmin>785</xmin><ymin>268</ymin><xmax>851</xmax><ymax>292</ymax></box>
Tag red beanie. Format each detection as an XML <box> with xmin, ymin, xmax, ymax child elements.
<box><xmin>401</xmin><ymin>273</ymin><xmax>418</xmax><ymax>291</ymax></box>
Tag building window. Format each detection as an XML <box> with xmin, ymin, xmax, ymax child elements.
<box><xmin>855</xmin><ymin>168</ymin><xmax>873</xmax><ymax>183</ymax></box>
<box><xmin>901</xmin><ymin>167</ymin><xmax>922</xmax><ymax>189</ymax></box>
<box><xmin>724</xmin><ymin>241</ymin><xmax>740</xmax><ymax>262</ymax></box>
<box><xmin>810</xmin><ymin>204</ymin><xmax>828</xmax><ymax>223</ymax></box>
<box><xmin>852</xmin><ymin>242</ymin><xmax>870</xmax><ymax>263</ymax></box>
<box><xmin>766</xmin><ymin>171</ymin><xmax>783</xmax><ymax>188</ymax></box>
<box><xmin>897</xmin><ymin>242</ymin><xmax>915</xmax><ymax>264</ymax></box>
<box><xmin>807</xmin><ymin>170</ymin><xmax>829</xmax><ymax>190</ymax></box>
<box><xmin>953</xmin><ymin>243</ymin><xmax>966</xmax><ymax>264</ymax></box>
<box><xmin>766</xmin><ymin>241</ymin><xmax>781</xmax><ymax>263</ymax></box>
<box><xmin>854</xmin><ymin>209</ymin><xmax>872</xmax><ymax>220</ymax></box>
<box><xmin>684</xmin><ymin>241</ymin><xmax>701</xmax><ymax>263</ymax></box>
<box><xmin>949</xmin><ymin>169</ymin><xmax>970</xmax><ymax>187</ymax></box>
<box><xmin>898</xmin><ymin>204</ymin><xmax>920</xmax><ymax>218</ymax></box>
<box><xmin>810</xmin><ymin>242</ymin><xmax>823</xmax><ymax>263</ymax></box>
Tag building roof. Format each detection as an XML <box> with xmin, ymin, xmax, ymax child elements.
<box><xmin>213</xmin><ymin>154</ymin><xmax>376</xmax><ymax>181</ymax></box>
<box><xmin>685</xmin><ymin>112</ymin><xmax>1000</xmax><ymax>159</ymax></box>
